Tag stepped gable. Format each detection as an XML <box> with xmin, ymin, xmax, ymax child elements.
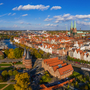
<box><xmin>58</xmin><ymin>64</ymin><xmax>73</xmax><ymax>75</ymax></box>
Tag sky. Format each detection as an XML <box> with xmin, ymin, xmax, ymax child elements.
<box><xmin>0</xmin><ymin>0</ymin><xmax>90</xmax><ymax>30</ymax></box>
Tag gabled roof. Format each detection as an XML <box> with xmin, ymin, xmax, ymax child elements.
<box><xmin>49</xmin><ymin>61</ymin><xmax>63</xmax><ymax>67</ymax></box>
<box><xmin>53</xmin><ymin>63</ymin><xmax>67</xmax><ymax>71</ymax></box>
<box><xmin>44</xmin><ymin>57</ymin><xmax>58</xmax><ymax>63</ymax></box>
<box><xmin>58</xmin><ymin>64</ymin><xmax>73</xmax><ymax>75</ymax></box>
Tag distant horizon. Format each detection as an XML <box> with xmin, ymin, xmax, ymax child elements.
<box><xmin>0</xmin><ymin>0</ymin><xmax>90</xmax><ymax>30</ymax></box>
<box><xmin>0</xmin><ymin>29</ymin><xmax>90</xmax><ymax>31</ymax></box>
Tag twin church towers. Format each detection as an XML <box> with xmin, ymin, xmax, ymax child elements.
<box><xmin>70</xmin><ymin>21</ymin><xmax>77</xmax><ymax>37</ymax></box>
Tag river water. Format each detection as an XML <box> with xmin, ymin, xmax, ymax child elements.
<box><xmin>3</xmin><ymin>39</ymin><xmax>17</xmax><ymax>49</ymax></box>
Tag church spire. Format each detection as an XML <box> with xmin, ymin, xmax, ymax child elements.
<box><xmin>71</xmin><ymin>21</ymin><xmax>73</xmax><ymax>29</ymax></box>
<box><xmin>74</xmin><ymin>21</ymin><xmax>76</xmax><ymax>29</ymax></box>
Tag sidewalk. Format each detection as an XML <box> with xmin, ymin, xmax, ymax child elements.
<box><xmin>0</xmin><ymin>84</ymin><xmax>10</xmax><ymax>90</ymax></box>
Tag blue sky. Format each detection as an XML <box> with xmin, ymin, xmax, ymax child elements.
<box><xmin>0</xmin><ymin>0</ymin><xmax>90</xmax><ymax>30</ymax></box>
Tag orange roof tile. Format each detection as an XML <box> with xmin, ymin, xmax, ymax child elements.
<box><xmin>49</xmin><ymin>61</ymin><xmax>63</xmax><ymax>67</ymax></box>
<box><xmin>58</xmin><ymin>64</ymin><xmax>73</xmax><ymax>75</ymax></box>
<box><xmin>44</xmin><ymin>57</ymin><xmax>58</xmax><ymax>63</ymax></box>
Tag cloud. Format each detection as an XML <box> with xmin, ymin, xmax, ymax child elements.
<box><xmin>0</xmin><ymin>14</ymin><xmax>7</xmax><ymax>17</ymax></box>
<box><xmin>12</xmin><ymin>4</ymin><xmax>50</xmax><ymax>11</ymax></box>
<box><xmin>27</xmin><ymin>23</ymin><xmax>31</xmax><ymax>25</ymax></box>
<box><xmin>8</xmin><ymin>13</ymin><xmax>11</xmax><ymax>15</ymax></box>
<box><xmin>13</xmin><ymin>24</ymin><xmax>18</xmax><ymax>28</ymax></box>
<box><xmin>36</xmin><ymin>23</ymin><xmax>41</xmax><ymax>25</ymax></box>
<box><xmin>0</xmin><ymin>3</ymin><xmax>3</xmax><ymax>5</ymax></box>
<box><xmin>63</xmin><ymin>14</ymin><xmax>70</xmax><ymax>17</ymax></box>
<box><xmin>44</xmin><ymin>18</ymin><xmax>52</xmax><ymax>21</ymax></box>
<box><xmin>22</xmin><ymin>14</ymin><xmax>28</xmax><ymax>16</ymax></box>
<box><xmin>50</xmin><ymin>6</ymin><xmax>61</xmax><ymax>10</ymax></box>
<box><xmin>77</xmin><ymin>21</ymin><xmax>90</xmax><ymax>25</ymax></box>
<box><xmin>48</xmin><ymin>15</ymin><xmax>50</xmax><ymax>17</ymax></box>
<box><xmin>54</xmin><ymin>15</ymin><xmax>64</xmax><ymax>23</ymax></box>
<box><xmin>12</xmin><ymin>13</ymin><xmax>16</xmax><ymax>16</ymax></box>
<box><xmin>84</xmin><ymin>19</ymin><xmax>89</xmax><ymax>21</ymax></box>
<box><xmin>53</xmin><ymin>14</ymin><xmax>90</xmax><ymax>23</ymax></box>
<box><xmin>75</xmin><ymin>14</ymin><xmax>90</xmax><ymax>19</ymax></box>
<box><xmin>20</xmin><ymin>22</ymin><xmax>24</xmax><ymax>24</ymax></box>
<box><xmin>45</xmin><ymin>23</ymin><xmax>58</xmax><ymax>27</ymax></box>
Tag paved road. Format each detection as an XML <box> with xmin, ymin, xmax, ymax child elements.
<box><xmin>0</xmin><ymin>59</ymin><xmax>22</xmax><ymax>63</ymax></box>
<box><xmin>31</xmin><ymin>74</ymin><xmax>42</xmax><ymax>90</ymax></box>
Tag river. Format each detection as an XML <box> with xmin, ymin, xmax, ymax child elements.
<box><xmin>3</xmin><ymin>39</ymin><xmax>17</xmax><ymax>49</ymax></box>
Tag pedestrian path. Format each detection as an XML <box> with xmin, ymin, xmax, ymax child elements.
<box><xmin>0</xmin><ymin>84</ymin><xmax>10</xmax><ymax>90</ymax></box>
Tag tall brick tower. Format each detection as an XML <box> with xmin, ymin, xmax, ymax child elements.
<box><xmin>73</xmin><ymin>21</ymin><xmax>77</xmax><ymax>33</ymax></box>
<box><xmin>70</xmin><ymin>21</ymin><xmax>74</xmax><ymax>37</ymax></box>
<box><xmin>24</xmin><ymin>50</ymin><xmax>32</xmax><ymax>69</ymax></box>
<box><xmin>70</xmin><ymin>21</ymin><xmax>77</xmax><ymax>37</ymax></box>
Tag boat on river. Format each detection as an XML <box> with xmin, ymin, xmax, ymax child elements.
<box><xmin>81</xmin><ymin>67</ymin><xmax>90</xmax><ymax>71</ymax></box>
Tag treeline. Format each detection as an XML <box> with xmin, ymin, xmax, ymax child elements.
<box><xmin>4</xmin><ymin>48</ymin><xmax>23</xmax><ymax>59</ymax></box>
<box><xmin>0</xmin><ymin>34</ymin><xmax>18</xmax><ymax>40</ymax></box>
<box><xmin>14</xmin><ymin>42</ymin><xmax>50</xmax><ymax>59</ymax></box>
<box><xmin>67</xmin><ymin>56</ymin><xmax>90</xmax><ymax>64</ymax></box>
<box><xmin>0</xmin><ymin>70</ymin><xmax>18</xmax><ymax>82</ymax></box>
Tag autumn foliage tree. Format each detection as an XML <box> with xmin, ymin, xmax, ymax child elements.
<box><xmin>14</xmin><ymin>73</ymin><xmax>32</xmax><ymax>90</ymax></box>
<box><xmin>8</xmin><ymin>49</ymin><xmax>15</xmax><ymax>59</ymax></box>
<box><xmin>14</xmin><ymin>48</ymin><xmax>22</xmax><ymax>58</ymax></box>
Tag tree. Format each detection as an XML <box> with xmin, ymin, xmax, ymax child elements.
<box><xmin>14</xmin><ymin>48</ymin><xmax>22</xmax><ymax>58</ymax></box>
<box><xmin>0</xmin><ymin>75</ymin><xmax>3</xmax><ymax>82</ymax></box>
<box><xmin>14</xmin><ymin>73</ymin><xmax>32</xmax><ymax>90</ymax></box>
<box><xmin>8</xmin><ymin>70</ymin><xmax>13</xmax><ymax>76</ymax></box>
<box><xmin>4</xmin><ymin>49</ymin><xmax>9</xmax><ymax>56</ymax></box>
<box><xmin>1</xmin><ymin>70</ymin><xmax>8</xmax><ymax>77</ymax></box>
<box><xmin>8</xmin><ymin>49</ymin><xmax>15</xmax><ymax>59</ymax></box>
<box><xmin>13</xmin><ymin>70</ymin><xmax>18</xmax><ymax>76</ymax></box>
<box><xmin>84</xmin><ymin>85</ymin><xmax>88</xmax><ymax>90</ymax></box>
<box><xmin>67</xmin><ymin>85</ymin><xmax>70</xmax><ymax>89</ymax></box>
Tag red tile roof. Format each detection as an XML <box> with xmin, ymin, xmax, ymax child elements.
<box><xmin>49</xmin><ymin>61</ymin><xmax>63</xmax><ymax>67</ymax></box>
<box><xmin>44</xmin><ymin>57</ymin><xmax>58</xmax><ymax>63</ymax></box>
<box><xmin>58</xmin><ymin>64</ymin><xmax>73</xmax><ymax>75</ymax></box>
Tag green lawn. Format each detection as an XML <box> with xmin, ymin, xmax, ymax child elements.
<box><xmin>14</xmin><ymin>62</ymin><xmax>22</xmax><ymax>65</ymax></box>
<box><xmin>0</xmin><ymin>64</ymin><xmax>12</xmax><ymax>66</ymax></box>
<box><xmin>0</xmin><ymin>67</ymin><xmax>13</xmax><ymax>70</ymax></box>
<box><xmin>4</xmin><ymin>84</ymin><xmax>14</xmax><ymax>90</ymax></box>
<box><xmin>0</xmin><ymin>84</ymin><xmax>7</xmax><ymax>89</ymax></box>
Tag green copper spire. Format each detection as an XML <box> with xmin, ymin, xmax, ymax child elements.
<box><xmin>74</xmin><ymin>21</ymin><xmax>76</xmax><ymax>29</ymax></box>
<box><xmin>71</xmin><ymin>21</ymin><xmax>73</xmax><ymax>29</ymax></box>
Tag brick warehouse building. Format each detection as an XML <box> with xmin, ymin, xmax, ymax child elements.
<box><xmin>22</xmin><ymin>48</ymin><xmax>32</xmax><ymax>69</ymax></box>
<box><xmin>42</xmin><ymin>57</ymin><xmax>73</xmax><ymax>79</ymax></box>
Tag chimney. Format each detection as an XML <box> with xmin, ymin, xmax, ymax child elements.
<box><xmin>23</xmin><ymin>48</ymin><xmax>26</xmax><ymax>56</ymax></box>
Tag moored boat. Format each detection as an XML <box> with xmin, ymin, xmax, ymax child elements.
<box><xmin>81</xmin><ymin>67</ymin><xmax>90</xmax><ymax>71</ymax></box>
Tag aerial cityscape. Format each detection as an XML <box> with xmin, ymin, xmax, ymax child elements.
<box><xmin>0</xmin><ymin>0</ymin><xmax>90</xmax><ymax>90</ymax></box>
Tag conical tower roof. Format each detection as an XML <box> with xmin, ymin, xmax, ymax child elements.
<box><xmin>74</xmin><ymin>21</ymin><xmax>76</xmax><ymax>29</ymax></box>
<box><xmin>23</xmin><ymin>48</ymin><xmax>26</xmax><ymax>56</ymax></box>
<box><xmin>71</xmin><ymin>21</ymin><xmax>73</xmax><ymax>29</ymax></box>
